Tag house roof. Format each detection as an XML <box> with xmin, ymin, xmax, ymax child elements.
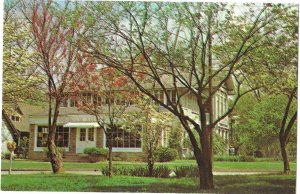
<box><xmin>2</xmin><ymin>110</ymin><xmax>20</xmax><ymax>141</ymax></box>
<box><xmin>11</xmin><ymin>103</ymin><xmax>44</xmax><ymax>132</ymax></box>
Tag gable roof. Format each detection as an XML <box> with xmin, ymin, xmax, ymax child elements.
<box><xmin>2</xmin><ymin>110</ymin><xmax>20</xmax><ymax>141</ymax></box>
<box><xmin>10</xmin><ymin>103</ymin><xmax>44</xmax><ymax>132</ymax></box>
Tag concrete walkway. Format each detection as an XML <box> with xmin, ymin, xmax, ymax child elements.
<box><xmin>1</xmin><ymin>170</ymin><xmax>274</xmax><ymax>176</ymax></box>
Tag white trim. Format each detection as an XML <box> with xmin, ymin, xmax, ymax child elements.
<box><xmin>64</xmin><ymin>122</ymin><xmax>99</xmax><ymax>128</ymax></box>
<box><xmin>112</xmin><ymin>148</ymin><xmax>142</xmax><ymax>152</ymax></box>
<box><xmin>34</xmin><ymin>125</ymin><xmax>70</xmax><ymax>152</ymax></box>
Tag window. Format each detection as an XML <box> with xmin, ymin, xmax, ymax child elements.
<box><xmin>106</xmin><ymin>127</ymin><xmax>141</xmax><ymax>148</ymax></box>
<box><xmin>36</xmin><ymin>126</ymin><xmax>69</xmax><ymax>148</ymax></box>
<box><xmin>166</xmin><ymin>90</ymin><xmax>177</xmax><ymax>106</ymax></box>
<box><xmin>11</xmin><ymin>115</ymin><xmax>20</xmax><ymax>122</ymax></box>
<box><xmin>93</xmin><ymin>94</ymin><xmax>102</xmax><ymax>105</ymax></box>
<box><xmin>83</xmin><ymin>93</ymin><xmax>92</xmax><ymax>104</ymax></box>
<box><xmin>70</xmin><ymin>99</ymin><xmax>78</xmax><ymax>107</ymax></box>
<box><xmin>80</xmin><ymin>128</ymin><xmax>86</xmax><ymax>141</ymax></box>
<box><xmin>171</xmin><ymin>90</ymin><xmax>176</xmax><ymax>105</ymax></box>
<box><xmin>55</xmin><ymin>126</ymin><xmax>69</xmax><ymax>147</ymax></box>
<box><xmin>61</xmin><ymin>99</ymin><xmax>68</xmax><ymax>107</ymax></box>
<box><xmin>88</xmin><ymin>128</ymin><xmax>94</xmax><ymax>141</ymax></box>
<box><xmin>37</xmin><ymin>127</ymin><xmax>48</xmax><ymax>147</ymax></box>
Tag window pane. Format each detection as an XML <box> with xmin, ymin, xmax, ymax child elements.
<box><xmin>88</xmin><ymin>128</ymin><xmax>94</xmax><ymax>141</ymax></box>
<box><xmin>80</xmin><ymin>128</ymin><xmax>86</xmax><ymax>141</ymax></box>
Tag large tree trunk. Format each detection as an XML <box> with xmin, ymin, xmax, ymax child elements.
<box><xmin>47</xmin><ymin>137</ymin><xmax>64</xmax><ymax>173</ymax></box>
<box><xmin>279</xmin><ymin>136</ymin><xmax>290</xmax><ymax>174</ymax></box>
<box><xmin>47</xmin><ymin>84</ymin><xmax>64</xmax><ymax>173</ymax></box>
<box><xmin>198</xmin><ymin>130</ymin><xmax>214</xmax><ymax>190</ymax></box>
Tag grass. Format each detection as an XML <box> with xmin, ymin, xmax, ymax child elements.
<box><xmin>1</xmin><ymin>173</ymin><xmax>296</xmax><ymax>193</ymax></box>
<box><xmin>1</xmin><ymin>159</ymin><xmax>296</xmax><ymax>172</ymax></box>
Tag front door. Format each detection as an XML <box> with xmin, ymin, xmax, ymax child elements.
<box><xmin>76</xmin><ymin>128</ymin><xmax>96</xmax><ymax>153</ymax></box>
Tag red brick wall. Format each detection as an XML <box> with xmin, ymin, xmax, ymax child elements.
<box><xmin>69</xmin><ymin>128</ymin><xmax>77</xmax><ymax>153</ymax></box>
<box><xmin>28</xmin><ymin>124</ymin><xmax>35</xmax><ymax>159</ymax></box>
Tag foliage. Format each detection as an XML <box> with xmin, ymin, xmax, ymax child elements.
<box><xmin>2</xmin><ymin>152</ymin><xmax>15</xmax><ymax>160</ymax></box>
<box><xmin>214</xmin><ymin>155</ymin><xmax>240</xmax><ymax>162</ymax></box>
<box><xmin>121</xmin><ymin>94</ymin><xmax>173</xmax><ymax>175</ymax></box>
<box><xmin>3</xmin><ymin>20</ymin><xmax>43</xmax><ymax>113</ymax></box>
<box><xmin>168</xmin><ymin>124</ymin><xmax>184</xmax><ymax>158</ymax></box>
<box><xmin>102</xmin><ymin>165</ymin><xmax>171</xmax><ymax>178</ymax></box>
<box><xmin>174</xmin><ymin>166</ymin><xmax>199</xmax><ymax>178</ymax></box>
<box><xmin>78</xmin><ymin>3</ymin><xmax>298</xmax><ymax>189</ymax></box>
<box><xmin>213</xmin><ymin>132</ymin><xmax>227</xmax><ymax>155</ymax></box>
<box><xmin>214</xmin><ymin>155</ymin><xmax>255</xmax><ymax>162</ymax></box>
<box><xmin>154</xmin><ymin>147</ymin><xmax>178</xmax><ymax>162</ymax></box>
<box><xmin>83</xmin><ymin>147</ymin><xmax>108</xmax><ymax>156</ymax></box>
<box><xmin>231</xmin><ymin>93</ymin><xmax>297</xmax><ymax>158</ymax></box>
<box><xmin>16</xmin><ymin>136</ymin><xmax>29</xmax><ymax>159</ymax></box>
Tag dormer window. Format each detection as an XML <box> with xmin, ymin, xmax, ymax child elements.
<box><xmin>11</xmin><ymin>115</ymin><xmax>20</xmax><ymax>122</ymax></box>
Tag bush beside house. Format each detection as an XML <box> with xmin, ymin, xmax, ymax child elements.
<box><xmin>83</xmin><ymin>147</ymin><xmax>108</xmax><ymax>163</ymax></box>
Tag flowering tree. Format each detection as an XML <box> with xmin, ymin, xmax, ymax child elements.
<box><xmin>76</xmin><ymin>66</ymin><xmax>139</xmax><ymax>177</ymax></box>
<box><xmin>28</xmin><ymin>1</ymin><xmax>92</xmax><ymax>173</ymax></box>
<box><xmin>3</xmin><ymin>3</ymin><xmax>43</xmax><ymax>113</ymax></box>
<box><xmin>121</xmin><ymin>95</ymin><xmax>173</xmax><ymax>176</ymax></box>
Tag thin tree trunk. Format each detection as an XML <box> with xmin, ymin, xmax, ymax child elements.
<box><xmin>279</xmin><ymin>136</ymin><xmax>290</xmax><ymax>174</ymax></box>
<box><xmin>108</xmin><ymin>139</ymin><xmax>113</xmax><ymax>178</ymax></box>
<box><xmin>147</xmin><ymin>150</ymin><xmax>154</xmax><ymax>177</ymax></box>
<box><xmin>9</xmin><ymin>152</ymin><xmax>12</xmax><ymax>175</ymax></box>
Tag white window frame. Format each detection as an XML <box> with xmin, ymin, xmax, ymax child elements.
<box><xmin>34</xmin><ymin>125</ymin><xmax>70</xmax><ymax>152</ymax></box>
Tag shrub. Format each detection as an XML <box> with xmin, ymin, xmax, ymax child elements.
<box><xmin>174</xmin><ymin>166</ymin><xmax>199</xmax><ymax>178</ymax></box>
<box><xmin>130</xmin><ymin>167</ymin><xmax>148</xmax><ymax>177</ymax></box>
<box><xmin>154</xmin><ymin>147</ymin><xmax>178</xmax><ymax>162</ymax></box>
<box><xmin>239</xmin><ymin>155</ymin><xmax>255</xmax><ymax>162</ymax></box>
<box><xmin>213</xmin><ymin>155</ymin><xmax>256</xmax><ymax>162</ymax></box>
<box><xmin>43</xmin><ymin>147</ymin><xmax>67</xmax><ymax>158</ymax></box>
<box><xmin>153</xmin><ymin>166</ymin><xmax>171</xmax><ymax>178</ymax></box>
<box><xmin>101</xmin><ymin>165</ymin><xmax>171</xmax><ymax>178</ymax></box>
<box><xmin>83</xmin><ymin>147</ymin><xmax>108</xmax><ymax>156</ymax></box>
<box><xmin>214</xmin><ymin>155</ymin><xmax>240</xmax><ymax>162</ymax></box>
<box><xmin>2</xmin><ymin>152</ymin><xmax>15</xmax><ymax>160</ymax></box>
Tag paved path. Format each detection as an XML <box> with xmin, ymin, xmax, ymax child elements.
<box><xmin>1</xmin><ymin>170</ymin><xmax>273</xmax><ymax>176</ymax></box>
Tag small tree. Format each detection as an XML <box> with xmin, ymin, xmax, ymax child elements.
<box><xmin>121</xmin><ymin>95</ymin><xmax>173</xmax><ymax>176</ymax></box>
<box><xmin>7</xmin><ymin>141</ymin><xmax>17</xmax><ymax>175</ymax></box>
<box><xmin>76</xmin><ymin>67</ymin><xmax>139</xmax><ymax>177</ymax></box>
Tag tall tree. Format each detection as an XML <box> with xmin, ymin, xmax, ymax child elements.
<box><xmin>27</xmin><ymin>1</ymin><xmax>91</xmax><ymax>173</ymax></box>
<box><xmin>3</xmin><ymin>1</ymin><xmax>43</xmax><ymax>113</ymax></box>
<box><xmin>236</xmin><ymin>4</ymin><xmax>298</xmax><ymax>173</ymax></box>
<box><xmin>80</xmin><ymin>2</ymin><xmax>287</xmax><ymax>189</ymax></box>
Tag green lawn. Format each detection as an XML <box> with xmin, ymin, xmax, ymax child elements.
<box><xmin>1</xmin><ymin>173</ymin><xmax>296</xmax><ymax>193</ymax></box>
<box><xmin>1</xmin><ymin>159</ymin><xmax>296</xmax><ymax>172</ymax></box>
